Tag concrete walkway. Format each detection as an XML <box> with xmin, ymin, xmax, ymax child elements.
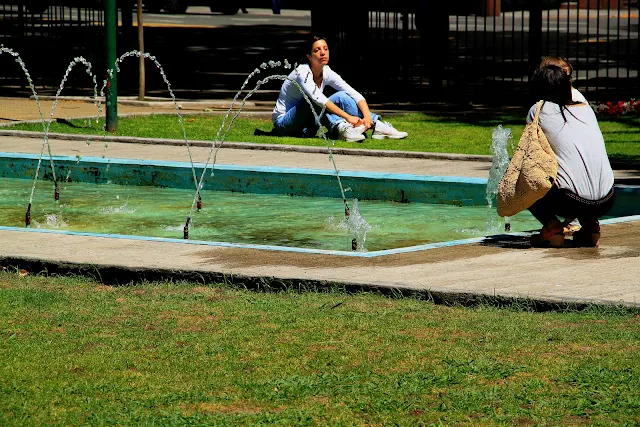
<box><xmin>1</xmin><ymin>98</ymin><xmax>640</xmax><ymax>308</ymax></box>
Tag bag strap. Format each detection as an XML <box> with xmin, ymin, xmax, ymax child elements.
<box><xmin>532</xmin><ymin>100</ymin><xmax>544</xmax><ymax>126</ymax></box>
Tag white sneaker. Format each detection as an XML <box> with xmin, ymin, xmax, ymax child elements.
<box><xmin>337</xmin><ymin>122</ymin><xmax>365</xmax><ymax>142</ymax></box>
<box><xmin>372</xmin><ymin>120</ymin><xmax>408</xmax><ymax>139</ymax></box>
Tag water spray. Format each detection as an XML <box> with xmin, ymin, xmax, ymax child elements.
<box><xmin>345</xmin><ymin>201</ymin><xmax>357</xmax><ymax>249</ymax></box>
<box><xmin>486</xmin><ymin>125</ymin><xmax>513</xmax><ymax>233</ymax></box>
<box><xmin>177</xmin><ymin>59</ymin><xmax>369</xmax><ymax>251</ymax></box>
<box><xmin>25</xmin><ymin>203</ymin><xmax>31</xmax><ymax>227</ymax></box>
<box><xmin>183</xmin><ymin>216</ymin><xmax>190</xmax><ymax>239</ymax></box>
<box><xmin>1</xmin><ymin>48</ymin><xmax>87</xmax><ymax>222</ymax></box>
<box><xmin>109</xmin><ymin>51</ymin><xmax>203</xmax><ymax>212</ymax></box>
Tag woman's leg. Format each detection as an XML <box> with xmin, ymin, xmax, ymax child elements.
<box><xmin>273</xmin><ymin>100</ymin><xmax>319</xmax><ymax>137</ymax></box>
<box><xmin>321</xmin><ymin>91</ymin><xmax>380</xmax><ymax>132</ymax></box>
<box><xmin>527</xmin><ymin>187</ymin><xmax>562</xmax><ymax>227</ymax></box>
<box><xmin>528</xmin><ymin>187</ymin><xmax>566</xmax><ymax>247</ymax></box>
<box><xmin>573</xmin><ymin>188</ymin><xmax>616</xmax><ymax>247</ymax></box>
<box><xmin>529</xmin><ymin>186</ymin><xmax>616</xmax><ymax>247</ymax></box>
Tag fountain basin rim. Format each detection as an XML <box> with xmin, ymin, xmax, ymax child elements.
<box><xmin>0</xmin><ymin>152</ymin><xmax>489</xmax><ymax>184</ymax></box>
<box><xmin>3</xmin><ymin>214</ymin><xmax>640</xmax><ymax>257</ymax></box>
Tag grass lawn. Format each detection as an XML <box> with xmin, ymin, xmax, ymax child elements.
<box><xmin>8</xmin><ymin>112</ymin><xmax>640</xmax><ymax>160</ymax></box>
<box><xmin>1</xmin><ymin>270</ymin><xmax>639</xmax><ymax>426</ymax></box>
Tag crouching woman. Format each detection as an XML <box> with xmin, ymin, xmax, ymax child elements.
<box><xmin>527</xmin><ymin>66</ymin><xmax>615</xmax><ymax>248</ymax></box>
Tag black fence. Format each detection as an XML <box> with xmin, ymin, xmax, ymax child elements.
<box><xmin>0</xmin><ymin>2</ymin><xmax>308</xmax><ymax>100</ymax></box>
<box><xmin>0</xmin><ymin>3</ymin><xmax>105</xmax><ymax>95</ymax></box>
<box><xmin>320</xmin><ymin>0</ymin><xmax>639</xmax><ymax>104</ymax></box>
<box><xmin>1</xmin><ymin>1</ymin><xmax>638</xmax><ymax>105</ymax></box>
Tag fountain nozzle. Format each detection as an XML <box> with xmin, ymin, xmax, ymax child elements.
<box><xmin>25</xmin><ymin>203</ymin><xmax>31</xmax><ymax>227</ymax></box>
<box><xmin>504</xmin><ymin>221</ymin><xmax>511</xmax><ymax>232</ymax></box>
<box><xmin>54</xmin><ymin>184</ymin><xmax>60</xmax><ymax>201</ymax></box>
<box><xmin>351</xmin><ymin>239</ymin><xmax>358</xmax><ymax>251</ymax></box>
<box><xmin>183</xmin><ymin>217</ymin><xmax>191</xmax><ymax>239</ymax></box>
<box><xmin>197</xmin><ymin>195</ymin><xmax>202</xmax><ymax>211</ymax></box>
<box><xmin>344</xmin><ymin>204</ymin><xmax>350</xmax><ymax>217</ymax></box>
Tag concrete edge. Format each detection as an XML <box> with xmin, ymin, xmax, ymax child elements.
<box><xmin>2</xmin><ymin>256</ymin><xmax>638</xmax><ymax>311</ymax></box>
<box><xmin>0</xmin><ymin>128</ymin><xmax>494</xmax><ymax>162</ymax></box>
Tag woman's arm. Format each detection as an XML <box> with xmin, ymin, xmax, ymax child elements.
<box><xmin>292</xmin><ymin>69</ymin><xmax>361</xmax><ymax>127</ymax></box>
<box><xmin>357</xmin><ymin>99</ymin><xmax>374</xmax><ymax>130</ymax></box>
<box><xmin>324</xmin><ymin>66</ymin><xmax>369</xmax><ymax>128</ymax></box>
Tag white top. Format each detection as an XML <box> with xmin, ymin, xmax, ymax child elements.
<box><xmin>272</xmin><ymin>64</ymin><xmax>364</xmax><ymax>123</ymax></box>
<box><xmin>527</xmin><ymin>101</ymin><xmax>614</xmax><ymax>200</ymax></box>
<box><xmin>572</xmin><ymin>87</ymin><xmax>587</xmax><ymax>103</ymax></box>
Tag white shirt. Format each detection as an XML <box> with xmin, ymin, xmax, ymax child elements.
<box><xmin>527</xmin><ymin>101</ymin><xmax>614</xmax><ymax>200</ymax></box>
<box><xmin>572</xmin><ymin>87</ymin><xmax>587</xmax><ymax>103</ymax></box>
<box><xmin>272</xmin><ymin>64</ymin><xmax>365</xmax><ymax>123</ymax></box>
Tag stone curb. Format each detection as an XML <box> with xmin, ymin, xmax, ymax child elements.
<box><xmin>4</xmin><ymin>256</ymin><xmax>637</xmax><ymax>311</ymax></box>
<box><xmin>0</xmin><ymin>129</ymin><xmax>493</xmax><ymax>162</ymax></box>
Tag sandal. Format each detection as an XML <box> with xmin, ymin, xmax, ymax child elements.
<box><xmin>572</xmin><ymin>222</ymin><xmax>601</xmax><ymax>248</ymax></box>
<box><xmin>562</xmin><ymin>221</ymin><xmax>581</xmax><ymax>236</ymax></box>
<box><xmin>531</xmin><ymin>220</ymin><xmax>565</xmax><ymax>248</ymax></box>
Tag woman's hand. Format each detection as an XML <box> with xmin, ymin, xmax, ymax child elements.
<box><xmin>325</xmin><ymin>101</ymin><xmax>362</xmax><ymax>128</ymax></box>
<box><xmin>346</xmin><ymin>115</ymin><xmax>362</xmax><ymax>127</ymax></box>
<box><xmin>361</xmin><ymin>113</ymin><xmax>374</xmax><ymax>131</ymax></box>
<box><xmin>357</xmin><ymin>100</ymin><xmax>374</xmax><ymax>131</ymax></box>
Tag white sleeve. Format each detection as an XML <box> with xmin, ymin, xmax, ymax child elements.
<box><xmin>292</xmin><ymin>66</ymin><xmax>330</xmax><ymax>106</ymax></box>
<box><xmin>572</xmin><ymin>88</ymin><xmax>587</xmax><ymax>103</ymax></box>
<box><xmin>526</xmin><ymin>103</ymin><xmax>537</xmax><ymax>123</ymax></box>
<box><xmin>324</xmin><ymin>67</ymin><xmax>365</xmax><ymax>104</ymax></box>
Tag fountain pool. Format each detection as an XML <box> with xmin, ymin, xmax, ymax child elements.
<box><xmin>2</xmin><ymin>152</ymin><xmax>640</xmax><ymax>255</ymax></box>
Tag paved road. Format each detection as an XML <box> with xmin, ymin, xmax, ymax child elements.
<box><xmin>134</xmin><ymin>7</ymin><xmax>311</xmax><ymax>27</ymax></box>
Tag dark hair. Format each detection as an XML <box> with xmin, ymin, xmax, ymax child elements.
<box><xmin>530</xmin><ymin>65</ymin><xmax>581</xmax><ymax>122</ymax></box>
<box><xmin>539</xmin><ymin>56</ymin><xmax>573</xmax><ymax>77</ymax></box>
<box><xmin>301</xmin><ymin>35</ymin><xmax>328</xmax><ymax>64</ymax></box>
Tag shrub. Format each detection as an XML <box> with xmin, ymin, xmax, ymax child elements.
<box><xmin>591</xmin><ymin>99</ymin><xmax>640</xmax><ymax>117</ymax></box>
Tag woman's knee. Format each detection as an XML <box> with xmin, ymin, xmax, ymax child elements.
<box><xmin>329</xmin><ymin>92</ymin><xmax>358</xmax><ymax>115</ymax></box>
<box><xmin>329</xmin><ymin>90</ymin><xmax>348</xmax><ymax>98</ymax></box>
<box><xmin>329</xmin><ymin>91</ymin><xmax>355</xmax><ymax>104</ymax></box>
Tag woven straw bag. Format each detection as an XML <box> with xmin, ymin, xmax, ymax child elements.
<box><xmin>497</xmin><ymin>101</ymin><xmax>558</xmax><ymax>217</ymax></box>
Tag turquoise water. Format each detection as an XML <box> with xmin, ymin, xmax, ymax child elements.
<box><xmin>0</xmin><ymin>178</ymin><xmax>541</xmax><ymax>251</ymax></box>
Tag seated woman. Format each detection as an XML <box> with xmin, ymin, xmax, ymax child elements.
<box><xmin>271</xmin><ymin>36</ymin><xmax>408</xmax><ymax>142</ymax></box>
<box><xmin>527</xmin><ymin>66</ymin><xmax>615</xmax><ymax>248</ymax></box>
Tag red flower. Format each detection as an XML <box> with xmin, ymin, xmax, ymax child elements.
<box><xmin>594</xmin><ymin>99</ymin><xmax>640</xmax><ymax>117</ymax></box>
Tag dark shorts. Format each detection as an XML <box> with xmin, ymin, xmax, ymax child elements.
<box><xmin>528</xmin><ymin>185</ymin><xmax>616</xmax><ymax>224</ymax></box>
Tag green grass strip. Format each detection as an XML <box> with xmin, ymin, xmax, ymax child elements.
<box><xmin>8</xmin><ymin>112</ymin><xmax>640</xmax><ymax>160</ymax></box>
<box><xmin>1</xmin><ymin>271</ymin><xmax>639</xmax><ymax>426</ymax></box>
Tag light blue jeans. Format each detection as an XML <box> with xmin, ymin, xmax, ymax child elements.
<box><xmin>273</xmin><ymin>91</ymin><xmax>380</xmax><ymax>138</ymax></box>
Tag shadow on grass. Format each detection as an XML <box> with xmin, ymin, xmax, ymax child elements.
<box><xmin>411</xmin><ymin>110</ymin><xmax>525</xmax><ymax>127</ymax></box>
<box><xmin>55</xmin><ymin>118</ymin><xmax>89</xmax><ymax>129</ymax></box>
<box><xmin>423</xmin><ymin>107</ymin><xmax>640</xmax><ymax>131</ymax></box>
